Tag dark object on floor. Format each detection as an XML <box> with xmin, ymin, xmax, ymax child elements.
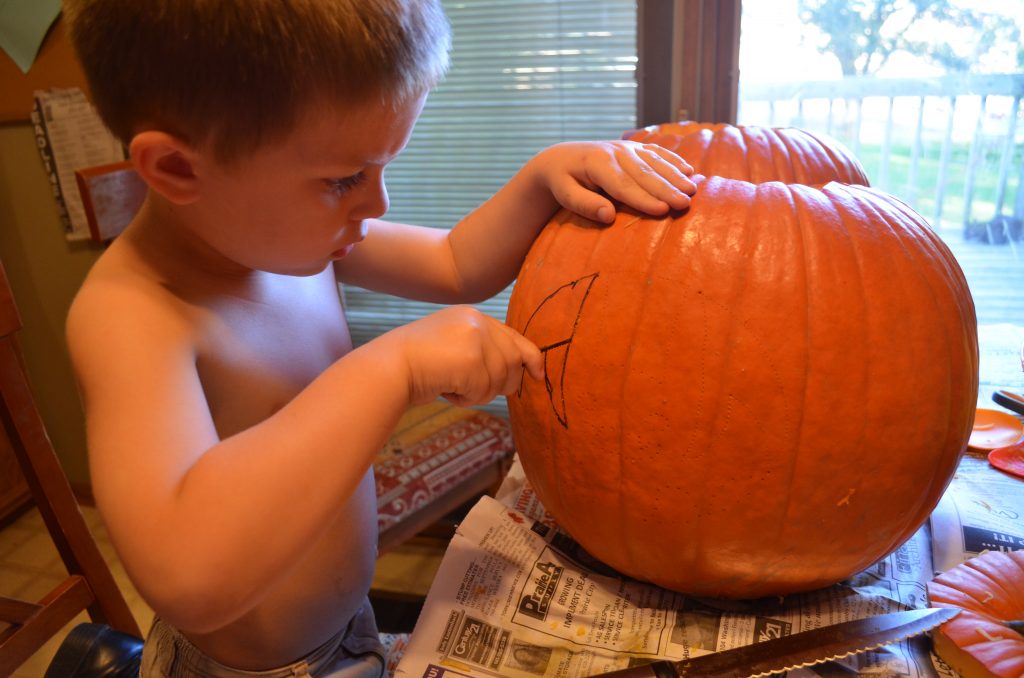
<box><xmin>44</xmin><ymin>623</ymin><xmax>143</xmax><ymax>678</ymax></box>
<box><xmin>370</xmin><ymin>591</ymin><xmax>425</xmax><ymax>634</ymax></box>
<box><xmin>964</xmin><ymin>216</ymin><xmax>1022</xmax><ymax>244</ymax></box>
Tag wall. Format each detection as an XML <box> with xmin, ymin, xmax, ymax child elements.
<box><xmin>0</xmin><ymin>121</ymin><xmax>103</xmax><ymax>488</ymax></box>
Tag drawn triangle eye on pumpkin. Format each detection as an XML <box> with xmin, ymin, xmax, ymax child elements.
<box><xmin>516</xmin><ymin>272</ymin><xmax>599</xmax><ymax>428</ymax></box>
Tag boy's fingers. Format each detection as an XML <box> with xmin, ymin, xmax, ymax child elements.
<box><xmin>645</xmin><ymin>144</ymin><xmax>695</xmax><ymax>177</ymax></box>
<box><xmin>551</xmin><ymin>178</ymin><xmax>617</xmax><ymax>223</ymax></box>
<box><xmin>583</xmin><ymin>150</ymin><xmax>691</xmax><ymax>214</ymax></box>
<box><xmin>506</xmin><ymin>326</ymin><xmax>543</xmax><ymax>381</ymax></box>
<box><xmin>639</xmin><ymin>146</ymin><xmax>697</xmax><ymax>193</ymax></box>
<box><xmin>588</xmin><ymin>165</ymin><xmax>674</xmax><ymax>216</ymax></box>
<box><xmin>621</xmin><ymin>148</ymin><xmax>696</xmax><ymax>209</ymax></box>
<box><xmin>516</xmin><ymin>345</ymin><xmax>544</xmax><ymax>384</ymax></box>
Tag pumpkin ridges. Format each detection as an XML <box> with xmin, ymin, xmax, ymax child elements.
<box><xmin>546</xmin><ymin>212</ymin><xmax>599</xmax><ymax>542</ymax></box>
<box><xmin>711</xmin><ymin>125</ymin><xmax>748</xmax><ymax>182</ymax></box>
<box><xmin>934</xmin><ymin>617</ymin><xmax>1024</xmax><ymax>678</ymax></box>
<box><xmin>746</xmin><ymin>183</ymin><xmax>810</xmax><ymax>556</ymax></box>
<box><xmin>634</xmin><ymin>122</ymin><xmax>870</xmax><ymax>186</ymax></box>
<box><xmin>510</xmin><ymin>208</ymin><xmax>681</xmax><ymax>575</ymax></box>
<box><xmin>780</xmin><ymin>128</ymin><xmax>835</xmax><ymax>185</ymax></box>
<box><xmin>860</xmin><ymin>191</ymin><xmax>946</xmax><ymax>557</ymax></box>
<box><xmin>827</xmin><ymin>189</ymin><xmax>918</xmax><ymax>519</ymax></box>
<box><xmin>795</xmin><ymin>129</ymin><xmax>838</xmax><ymax>185</ymax></box>
<box><xmin>614</xmin><ymin>212</ymin><xmax>678</xmax><ymax>576</ymax></box>
<box><xmin>775</xmin><ymin>185</ymin><xmax>861</xmax><ymax>557</ymax></box>
<box><xmin>680</xmin><ymin>129</ymin><xmax>716</xmax><ymax>176</ymax></box>
<box><xmin>687</xmin><ymin>180</ymin><xmax>777</xmax><ymax>589</ymax></box>
<box><xmin>764</xmin><ymin>126</ymin><xmax>802</xmax><ymax>184</ymax></box>
<box><xmin>950</xmin><ymin>552</ymin><xmax>1024</xmax><ymax>607</ymax></box>
<box><xmin>614</xmin><ymin>180</ymin><xmax>770</xmax><ymax>589</ymax></box>
<box><xmin>598</xmin><ymin>211</ymin><xmax>662</xmax><ymax>573</ymax></box>
<box><xmin>511</xmin><ymin>211</ymin><xmax>565</xmax><ymax>530</ymax></box>
<box><xmin>818</xmin><ymin>185</ymin><xmax>961</xmax><ymax>561</ymax></box>
<box><xmin>906</xmin><ymin>213</ymin><xmax>978</xmax><ymax>497</ymax></box>
<box><xmin>963</xmin><ymin>552</ymin><xmax>1024</xmax><ymax>617</ymax></box>
<box><xmin>744</xmin><ymin>125</ymin><xmax>783</xmax><ymax>183</ymax></box>
<box><xmin>843</xmin><ymin>185</ymin><xmax>980</xmax><ymax>440</ymax></box>
<box><xmin>928</xmin><ymin>551</ymin><xmax>1024</xmax><ymax>677</ymax></box>
<box><xmin>767</xmin><ymin>127</ymin><xmax>802</xmax><ymax>184</ymax></box>
<box><xmin>831</xmin><ymin>184</ymin><xmax>975</xmax><ymax>545</ymax></box>
<box><xmin>803</xmin><ymin>129</ymin><xmax>869</xmax><ymax>185</ymax></box>
<box><xmin>857</xmin><ymin>184</ymin><xmax>979</xmax><ymax>338</ymax></box>
<box><xmin>777</xmin><ymin>184</ymin><xmax>905</xmax><ymax>576</ymax></box>
<box><xmin>536</xmin><ymin>213</ymin><xmax>571</xmax><ymax>541</ymax></box>
<box><xmin>626</xmin><ymin>204</ymin><xmax>717</xmax><ymax>578</ymax></box>
<box><xmin>792</xmin><ymin>182</ymin><xmax>964</xmax><ymax>571</ymax></box>
<box><xmin>518</xmin><ymin>210</ymin><xmax>604</xmax><ymax>544</ymax></box>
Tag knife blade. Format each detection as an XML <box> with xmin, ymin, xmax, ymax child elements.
<box><xmin>592</xmin><ymin>607</ymin><xmax>958</xmax><ymax>678</ymax></box>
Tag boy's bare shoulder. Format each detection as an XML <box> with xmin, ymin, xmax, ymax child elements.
<box><xmin>67</xmin><ymin>247</ymin><xmax>198</xmax><ymax>367</ymax></box>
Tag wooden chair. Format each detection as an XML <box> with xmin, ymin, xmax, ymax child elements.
<box><xmin>0</xmin><ymin>260</ymin><xmax>140</xmax><ymax>675</ymax></box>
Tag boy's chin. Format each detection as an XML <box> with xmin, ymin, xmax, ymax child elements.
<box><xmin>262</xmin><ymin>260</ymin><xmax>333</xmax><ymax>277</ymax></box>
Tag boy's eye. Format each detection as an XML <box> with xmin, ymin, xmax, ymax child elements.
<box><xmin>324</xmin><ymin>173</ymin><xmax>365</xmax><ymax>194</ymax></box>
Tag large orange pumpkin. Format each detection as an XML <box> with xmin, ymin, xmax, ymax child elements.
<box><xmin>506</xmin><ymin>176</ymin><xmax>977</xmax><ymax>598</ymax></box>
<box><xmin>927</xmin><ymin>550</ymin><xmax>1024</xmax><ymax>677</ymax></box>
<box><xmin>626</xmin><ymin>121</ymin><xmax>870</xmax><ymax>186</ymax></box>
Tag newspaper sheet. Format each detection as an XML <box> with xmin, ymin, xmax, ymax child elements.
<box><xmin>395</xmin><ymin>458</ymin><xmax>946</xmax><ymax>678</ymax></box>
<box><xmin>975</xmin><ymin>323</ymin><xmax>1024</xmax><ymax>409</ymax></box>
<box><xmin>929</xmin><ymin>451</ymin><xmax>1024</xmax><ymax>574</ymax></box>
<box><xmin>929</xmin><ymin>322</ymin><xmax>1024</xmax><ymax>572</ymax></box>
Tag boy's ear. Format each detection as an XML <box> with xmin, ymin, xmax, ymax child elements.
<box><xmin>129</xmin><ymin>131</ymin><xmax>203</xmax><ymax>205</ymax></box>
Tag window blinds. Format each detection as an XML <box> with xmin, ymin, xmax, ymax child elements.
<box><xmin>343</xmin><ymin>1</ymin><xmax>638</xmax><ymax>412</ymax></box>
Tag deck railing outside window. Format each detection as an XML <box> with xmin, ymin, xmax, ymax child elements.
<box><xmin>741</xmin><ymin>73</ymin><xmax>1023</xmax><ymax>241</ymax></box>
<box><xmin>740</xmin><ymin>73</ymin><xmax>1024</xmax><ymax>325</ymax></box>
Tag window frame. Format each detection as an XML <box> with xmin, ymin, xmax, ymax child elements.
<box><xmin>637</xmin><ymin>0</ymin><xmax>741</xmax><ymax>127</ymax></box>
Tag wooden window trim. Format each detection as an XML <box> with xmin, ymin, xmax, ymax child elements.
<box><xmin>638</xmin><ymin>0</ymin><xmax>741</xmax><ymax>126</ymax></box>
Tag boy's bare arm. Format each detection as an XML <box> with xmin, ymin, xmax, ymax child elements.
<box><xmin>67</xmin><ymin>278</ymin><xmax>539</xmax><ymax>633</ymax></box>
<box><xmin>335</xmin><ymin>140</ymin><xmax>695</xmax><ymax>303</ymax></box>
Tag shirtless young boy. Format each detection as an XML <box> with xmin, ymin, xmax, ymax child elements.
<box><xmin>62</xmin><ymin>1</ymin><xmax>695</xmax><ymax>675</ymax></box>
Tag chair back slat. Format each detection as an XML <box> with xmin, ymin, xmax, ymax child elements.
<box><xmin>0</xmin><ymin>256</ymin><xmax>140</xmax><ymax>671</ymax></box>
<box><xmin>0</xmin><ymin>261</ymin><xmax>22</xmax><ymax>338</ymax></box>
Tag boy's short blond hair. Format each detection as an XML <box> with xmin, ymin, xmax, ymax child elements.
<box><xmin>63</xmin><ymin>0</ymin><xmax>451</xmax><ymax>163</ymax></box>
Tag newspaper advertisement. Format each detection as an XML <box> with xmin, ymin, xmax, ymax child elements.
<box><xmin>395</xmin><ymin>458</ymin><xmax>944</xmax><ymax>678</ymax></box>
<box><xmin>929</xmin><ymin>451</ymin><xmax>1024</xmax><ymax>574</ymax></box>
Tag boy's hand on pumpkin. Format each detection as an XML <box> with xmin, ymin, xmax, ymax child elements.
<box><xmin>537</xmin><ymin>141</ymin><xmax>696</xmax><ymax>224</ymax></box>
<box><xmin>388</xmin><ymin>306</ymin><xmax>543</xmax><ymax>408</ymax></box>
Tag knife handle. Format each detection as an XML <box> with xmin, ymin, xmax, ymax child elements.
<box><xmin>591</xmin><ymin>660</ymin><xmax>680</xmax><ymax>678</ymax></box>
<box><xmin>993</xmin><ymin>389</ymin><xmax>1024</xmax><ymax>416</ymax></box>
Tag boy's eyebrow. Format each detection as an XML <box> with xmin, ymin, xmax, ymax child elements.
<box><xmin>301</xmin><ymin>139</ymin><xmax>404</xmax><ymax>170</ymax></box>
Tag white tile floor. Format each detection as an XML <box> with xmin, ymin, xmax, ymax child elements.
<box><xmin>1</xmin><ymin>504</ymin><xmax>445</xmax><ymax>676</ymax></box>
<box><xmin>0</xmin><ymin>505</ymin><xmax>149</xmax><ymax>677</ymax></box>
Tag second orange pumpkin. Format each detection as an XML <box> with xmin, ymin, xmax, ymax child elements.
<box><xmin>627</xmin><ymin>121</ymin><xmax>870</xmax><ymax>186</ymax></box>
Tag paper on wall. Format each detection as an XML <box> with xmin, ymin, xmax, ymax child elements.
<box><xmin>31</xmin><ymin>87</ymin><xmax>126</xmax><ymax>240</ymax></box>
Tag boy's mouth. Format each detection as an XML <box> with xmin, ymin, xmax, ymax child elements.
<box><xmin>331</xmin><ymin>244</ymin><xmax>355</xmax><ymax>259</ymax></box>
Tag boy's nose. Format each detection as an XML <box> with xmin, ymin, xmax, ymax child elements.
<box><xmin>353</xmin><ymin>175</ymin><xmax>389</xmax><ymax>220</ymax></box>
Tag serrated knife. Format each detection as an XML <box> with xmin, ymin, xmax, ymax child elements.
<box><xmin>593</xmin><ymin>607</ymin><xmax>958</xmax><ymax>677</ymax></box>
